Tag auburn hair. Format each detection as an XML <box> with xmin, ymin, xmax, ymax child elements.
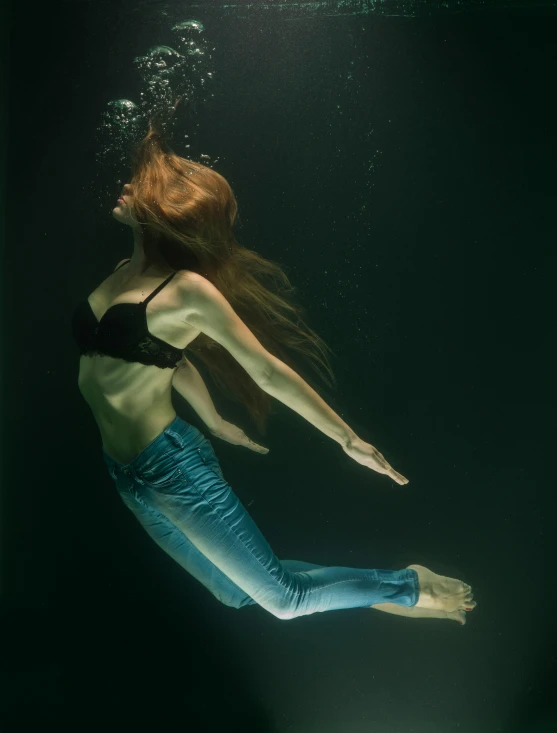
<box><xmin>128</xmin><ymin>120</ymin><xmax>337</xmax><ymax>436</ymax></box>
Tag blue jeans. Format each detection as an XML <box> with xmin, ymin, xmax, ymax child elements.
<box><xmin>102</xmin><ymin>415</ymin><xmax>419</xmax><ymax>619</ymax></box>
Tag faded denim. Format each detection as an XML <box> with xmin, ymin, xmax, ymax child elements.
<box><xmin>103</xmin><ymin>415</ymin><xmax>419</xmax><ymax>619</ymax></box>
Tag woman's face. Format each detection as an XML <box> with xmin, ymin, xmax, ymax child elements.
<box><xmin>112</xmin><ymin>183</ymin><xmax>136</xmax><ymax>227</ymax></box>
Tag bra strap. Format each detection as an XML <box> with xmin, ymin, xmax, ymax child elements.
<box><xmin>142</xmin><ymin>272</ymin><xmax>177</xmax><ymax>305</ymax></box>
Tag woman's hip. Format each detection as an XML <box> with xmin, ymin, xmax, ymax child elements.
<box><xmin>103</xmin><ymin>414</ymin><xmax>224</xmax><ymax>496</ymax></box>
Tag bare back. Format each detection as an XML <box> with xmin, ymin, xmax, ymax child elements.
<box><xmin>77</xmin><ymin>261</ymin><xmax>201</xmax><ymax>464</ymax></box>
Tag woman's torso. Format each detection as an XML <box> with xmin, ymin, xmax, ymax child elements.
<box><xmin>77</xmin><ymin>260</ymin><xmax>201</xmax><ymax>465</ymax></box>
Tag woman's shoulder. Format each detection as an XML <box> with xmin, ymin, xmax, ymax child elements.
<box><xmin>175</xmin><ymin>269</ymin><xmax>208</xmax><ymax>287</ymax></box>
<box><xmin>113</xmin><ymin>258</ymin><xmax>131</xmax><ymax>272</ymax></box>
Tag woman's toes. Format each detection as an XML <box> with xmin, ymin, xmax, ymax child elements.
<box><xmin>462</xmin><ymin>599</ymin><xmax>477</xmax><ymax>611</ymax></box>
<box><xmin>447</xmin><ymin>610</ymin><xmax>466</xmax><ymax>625</ymax></box>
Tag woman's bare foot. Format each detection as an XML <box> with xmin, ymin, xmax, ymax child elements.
<box><xmin>370</xmin><ymin>601</ymin><xmax>473</xmax><ymax>625</ymax></box>
<box><xmin>407</xmin><ymin>564</ymin><xmax>477</xmax><ymax>614</ymax></box>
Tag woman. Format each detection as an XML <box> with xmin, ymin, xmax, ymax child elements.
<box><xmin>72</xmin><ymin>124</ymin><xmax>476</xmax><ymax>624</ymax></box>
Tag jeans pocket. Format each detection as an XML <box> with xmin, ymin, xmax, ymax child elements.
<box><xmin>138</xmin><ymin>449</ymin><xmax>187</xmax><ymax>490</ymax></box>
<box><xmin>197</xmin><ymin>440</ymin><xmax>224</xmax><ymax>480</ymax></box>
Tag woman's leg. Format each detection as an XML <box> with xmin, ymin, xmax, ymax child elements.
<box><xmin>116</xmin><ymin>488</ymin><xmax>325</xmax><ymax>610</ymax></box>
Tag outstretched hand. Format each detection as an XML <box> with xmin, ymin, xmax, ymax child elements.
<box><xmin>210</xmin><ymin>420</ymin><xmax>269</xmax><ymax>454</ymax></box>
<box><xmin>342</xmin><ymin>436</ymin><xmax>409</xmax><ymax>485</ymax></box>
<box><xmin>208</xmin><ymin>422</ymin><xmax>407</xmax><ymax>484</ymax></box>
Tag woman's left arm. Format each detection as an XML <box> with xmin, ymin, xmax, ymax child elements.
<box><xmin>171</xmin><ymin>358</ymin><xmax>224</xmax><ymax>435</ymax></box>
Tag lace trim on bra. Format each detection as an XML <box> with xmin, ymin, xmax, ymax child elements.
<box><xmin>83</xmin><ymin>334</ymin><xmax>183</xmax><ymax>369</ymax></box>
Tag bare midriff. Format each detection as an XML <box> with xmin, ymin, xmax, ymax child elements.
<box><xmin>78</xmin><ymin>354</ymin><xmax>180</xmax><ymax>464</ymax></box>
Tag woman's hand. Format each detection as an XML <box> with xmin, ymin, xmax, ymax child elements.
<box><xmin>342</xmin><ymin>436</ymin><xmax>409</xmax><ymax>485</ymax></box>
<box><xmin>210</xmin><ymin>420</ymin><xmax>269</xmax><ymax>454</ymax></box>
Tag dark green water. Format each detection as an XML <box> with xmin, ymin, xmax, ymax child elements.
<box><xmin>2</xmin><ymin>1</ymin><xmax>555</xmax><ymax>731</ymax></box>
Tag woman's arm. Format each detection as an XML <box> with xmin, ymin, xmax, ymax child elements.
<box><xmin>180</xmin><ymin>272</ymin><xmax>356</xmax><ymax>447</ymax></box>
<box><xmin>171</xmin><ymin>358</ymin><xmax>224</xmax><ymax>435</ymax></box>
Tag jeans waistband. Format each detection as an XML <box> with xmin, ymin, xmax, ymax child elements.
<box><xmin>101</xmin><ymin>415</ymin><xmax>203</xmax><ymax>476</ymax></box>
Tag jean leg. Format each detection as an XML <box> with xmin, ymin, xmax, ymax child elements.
<box><xmin>118</xmin><ymin>489</ymin><xmax>254</xmax><ymax>609</ymax></box>
<box><xmin>119</xmin><ymin>489</ymin><xmax>327</xmax><ymax>610</ymax></box>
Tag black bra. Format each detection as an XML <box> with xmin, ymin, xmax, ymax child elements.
<box><xmin>71</xmin><ymin>260</ymin><xmax>186</xmax><ymax>369</ymax></box>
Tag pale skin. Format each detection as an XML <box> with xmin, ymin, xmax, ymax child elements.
<box><xmin>113</xmin><ymin>184</ymin><xmax>477</xmax><ymax>626</ymax></box>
